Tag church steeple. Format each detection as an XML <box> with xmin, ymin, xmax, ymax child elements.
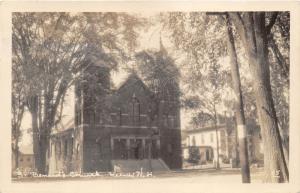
<box><xmin>159</xmin><ymin>33</ymin><xmax>167</xmax><ymax>54</ymax></box>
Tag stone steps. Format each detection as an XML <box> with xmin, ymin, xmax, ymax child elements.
<box><xmin>111</xmin><ymin>159</ymin><xmax>170</xmax><ymax>173</ymax></box>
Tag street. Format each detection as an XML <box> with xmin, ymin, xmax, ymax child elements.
<box><xmin>12</xmin><ymin>167</ymin><xmax>264</xmax><ymax>183</ymax></box>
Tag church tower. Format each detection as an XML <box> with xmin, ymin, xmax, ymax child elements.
<box><xmin>75</xmin><ymin>59</ymin><xmax>111</xmax><ymax>128</ymax></box>
<box><xmin>73</xmin><ymin>54</ymin><xmax>112</xmax><ymax>173</ymax></box>
<box><xmin>152</xmin><ymin>37</ymin><xmax>182</xmax><ymax>169</ymax></box>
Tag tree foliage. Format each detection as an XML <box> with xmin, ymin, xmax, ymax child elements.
<box><xmin>135</xmin><ymin>43</ymin><xmax>180</xmax><ymax>101</ymax></box>
<box><xmin>161</xmin><ymin>11</ymin><xmax>290</xmax><ymax>182</ymax></box>
<box><xmin>12</xmin><ymin>12</ymin><xmax>145</xmax><ymax>173</ymax></box>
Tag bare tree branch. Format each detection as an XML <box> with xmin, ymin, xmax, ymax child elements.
<box><xmin>266</xmin><ymin>12</ymin><xmax>279</xmax><ymax>35</ymax></box>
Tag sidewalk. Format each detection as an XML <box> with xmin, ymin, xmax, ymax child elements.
<box><xmin>12</xmin><ymin>167</ymin><xmax>264</xmax><ymax>183</ymax></box>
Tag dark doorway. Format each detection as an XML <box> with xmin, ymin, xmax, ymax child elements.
<box><xmin>206</xmin><ymin>149</ymin><xmax>210</xmax><ymax>161</ymax></box>
<box><xmin>134</xmin><ymin>146</ymin><xmax>139</xmax><ymax>159</ymax></box>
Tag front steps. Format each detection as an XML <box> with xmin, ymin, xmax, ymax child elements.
<box><xmin>111</xmin><ymin>159</ymin><xmax>170</xmax><ymax>173</ymax></box>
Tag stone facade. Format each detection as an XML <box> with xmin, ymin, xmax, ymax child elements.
<box><xmin>48</xmin><ymin>64</ymin><xmax>182</xmax><ymax>174</ymax></box>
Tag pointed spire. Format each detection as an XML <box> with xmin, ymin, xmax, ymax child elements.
<box><xmin>159</xmin><ymin>32</ymin><xmax>166</xmax><ymax>53</ymax></box>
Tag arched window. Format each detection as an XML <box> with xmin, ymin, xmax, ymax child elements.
<box><xmin>131</xmin><ymin>93</ymin><xmax>140</xmax><ymax>125</ymax></box>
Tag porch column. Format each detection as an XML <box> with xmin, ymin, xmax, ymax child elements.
<box><xmin>142</xmin><ymin>138</ymin><xmax>146</xmax><ymax>159</ymax></box>
<box><xmin>156</xmin><ymin>139</ymin><xmax>161</xmax><ymax>158</ymax></box>
<box><xmin>126</xmin><ymin>138</ymin><xmax>130</xmax><ymax>159</ymax></box>
<box><xmin>110</xmin><ymin>138</ymin><xmax>114</xmax><ymax>159</ymax></box>
<box><xmin>111</xmin><ymin>138</ymin><xmax>114</xmax><ymax>150</ymax></box>
<box><xmin>225</xmin><ymin>130</ymin><xmax>229</xmax><ymax>158</ymax></box>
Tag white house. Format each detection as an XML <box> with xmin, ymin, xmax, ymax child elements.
<box><xmin>184</xmin><ymin>124</ymin><xmax>229</xmax><ymax>165</ymax></box>
<box><xmin>183</xmin><ymin>121</ymin><xmax>264</xmax><ymax>167</ymax></box>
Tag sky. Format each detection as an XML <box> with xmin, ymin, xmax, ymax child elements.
<box><xmin>19</xmin><ymin>12</ymin><xmax>192</xmax><ymax>146</ymax></box>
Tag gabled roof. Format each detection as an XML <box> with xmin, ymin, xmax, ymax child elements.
<box><xmin>51</xmin><ymin>127</ymin><xmax>74</xmax><ymax>137</ymax></box>
<box><xmin>115</xmin><ymin>73</ymin><xmax>152</xmax><ymax>96</ymax></box>
<box><xmin>185</xmin><ymin>124</ymin><xmax>227</xmax><ymax>134</ymax></box>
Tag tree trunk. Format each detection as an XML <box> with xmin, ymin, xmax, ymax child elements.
<box><xmin>28</xmin><ymin>95</ymin><xmax>41</xmax><ymax>173</ymax></box>
<box><xmin>213</xmin><ymin>104</ymin><xmax>220</xmax><ymax>169</ymax></box>
<box><xmin>242</xmin><ymin>13</ymin><xmax>289</xmax><ymax>182</ymax></box>
<box><xmin>38</xmin><ymin>134</ymin><xmax>49</xmax><ymax>174</ymax></box>
<box><xmin>215</xmin><ymin>127</ymin><xmax>220</xmax><ymax>169</ymax></box>
<box><xmin>268</xmin><ymin>34</ymin><xmax>289</xmax><ymax>166</ymax></box>
<box><xmin>225</xmin><ymin>14</ymin><xmax>251</xmax><ymax>183</ymax></box>
<box><xmin>15</xmin><ymin>142</ymin><xmax>19</xmax><ymax>168</ymax></box>
<box><xmin>231</xmin><ymin>116</ymin><xmax>239</xmax><ymax>168</ymax></box>
<box><xmin>277</xmin><ymin>121</ymin><xmax>289</xmax><ymax>167</ymax></box>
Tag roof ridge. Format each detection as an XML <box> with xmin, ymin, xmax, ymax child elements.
<box><xmin>115</xmin><ymin>73</ymin><xmax>151</xmax><ymax>94</ymax></box>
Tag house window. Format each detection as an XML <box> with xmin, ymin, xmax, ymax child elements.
<box><xmin>210</xmin><ymin>133</ymin><xmax>214</xmax><ymax>143</ymax></box>
<box><xmin>78</xmin><ymin>111</ymin><xmax>81</xmax><ymax>125</ymax></box>
<box><xmin>51</xmin><ymin>143</ymin><xmax>54</xmax><ymax>156</ymax></box>
<box><xmin>48</xmin><ymin>144</ymin><xmax>50</xmax><ymax>158</ymax></box>
<box><xmin>50</xmin><ymin>142</ymin><xmax>52</xmax><ymax>156</ymax></box>
<box><xmin>70</xmin><ymin>138</ymin><xmax>74</xmax><ymax>156</ymax></box>
<box><xmin>58</xmin><ymin>141</ymin><xmax>62</xmax><ymax>159</ymax></box>
<box><xmin>192</xmin><ymin>136</ymin><xmax>196</xmax><ymax>146</ymax></box>
<box><xmin>64</xmin><ymin>140</ymin><xmax>68</xmax><ymax>159</ymax></box>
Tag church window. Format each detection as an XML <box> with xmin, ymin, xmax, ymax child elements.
<box><xmin>119</xmin><ymin>108</ymin><xmax>122</xmax><ymax>125</ymax></box>
<box><xmin>164</xmin><ymin>115</ymin><xmax>168</xmax><ymax>127</ymax></box>
<box><xmin>90</xmin><ymin>109</ymin><xmax>96</xmax><ymax>125</ymax></box>
<box><xmin>131</xmin><ymin>94</ymin><xmax>140</xmax><ymax>125</ymax></box>
<box><xmin>170</xmin><ymin>116</ymin><xmax>174</xmax><ymax>128</ymax></box>
<box><xmin>167</xmin><ymin>143</ymin><xmax>173</xmax><ymax>154</ymax></box>
<box><xmin>98</xmin><ymin>142</ymin><xmax>102</xmax><ymax>159</ymax></box>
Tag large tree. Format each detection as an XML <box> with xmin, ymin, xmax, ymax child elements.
<box><xmin>162</xmin><ymin>11</ymin><xmax>289</xmax><ymax>182</ymax></box>
<box><xmin>162</xmin><ymin>12</ymin><xmax>236</xmax><ymax>170</ymax></box>
<box><xmin>11</xmin><ymin>57</ymin><xmax>26</xmax><ymax>169</ymax></box>
<box><xmin>267</xmin><ymin>12</ymin><xmax>290</xmax><ymax>166</ymax></box>
<box><xmin>224</xmin><ymin>13</ymin><xmax>251</xmax><ymax>182</ymax></box>
<box><xmin>12</xmin><ymin>12</ymin><xmax>145</xmax><ymax>174</ymax></box>
<box><xmin>134</xmin><ymin>40</ymin><xmax>181</xmax><ymax>125</ymax></box>
<box><xmin>228</xmin><ymin>12</ymin><xmax>289</xmax><ymax>182</ymax></box>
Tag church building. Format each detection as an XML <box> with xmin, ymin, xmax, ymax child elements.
<box><xmin>47</xmin><ymin>55</ymin><xmax>182</xmax><ymax>174</ymax></box>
